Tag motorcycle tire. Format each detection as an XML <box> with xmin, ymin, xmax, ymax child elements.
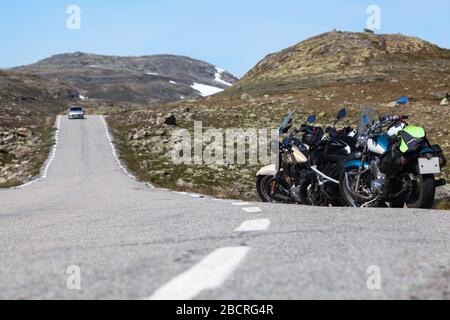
<box><xmin>391</xmin><ymin>174</ymin><xmax>436</xmax><ymax>209</ymax></box>
<box><xmin>256</xmin><ymin>175</ymin><xmax>285</xmax><ymax>203</ymax></box>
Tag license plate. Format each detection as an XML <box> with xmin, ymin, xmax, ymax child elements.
<box><xmin>418</xmin><ymin>157</ymin><xmax>440</xmax><ymax>174</ymax></box>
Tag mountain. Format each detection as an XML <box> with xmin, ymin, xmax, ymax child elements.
<box><xmin>12</xmin><ymin>53</ymin><xmax>239</xmax><ymax>104</ymax></box>
<box><xmin>224</xmin><ymin>31</ymin><xmax>450</xmax><ymax>96</ymax></box>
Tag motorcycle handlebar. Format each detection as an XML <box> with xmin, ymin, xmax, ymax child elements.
<box><xmin>380</xmin><ymin>114</ymin><xmax>409</xmax><ymax>123</ymax></box>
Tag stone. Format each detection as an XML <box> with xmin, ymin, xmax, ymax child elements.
<box><xmin>164</xmin><ymin>115</ymin><xmax>177</xmax><ymax>126</ymax></box>
<box><xmin>3</xmin><ymin>134</ymin><xmax>14</xmax><ymax>143</ymax></box>
<box><xmin>154</xmin><ymin>129</ymin><xmax>166</xmax><ymax>136</ymax></box>
<box><xmin>240</xmin><ymin>93</ymin><xmax>250</xmax><ymax>101</ymax></box>
<box><xmin>441</xmin><ymin>98</ymin><xmax>449</xmax><ymax>106</ymax></box>
<box><xmin>17</xmin><ymin>127</ymin><xmax>31</xmax><ymax>138</ymax></box>
<box><xmin>387</xmin><ymin>101</ymin><xmax>397</xmax><ymax>108</ymax></box>
<box><xmin>12</xmin><ymin>145</ymin><xmax>32</xmax><ymax>158</ymax></box>
<box><xmin>176</xmin><ymin>178</ymin><xmax>194</xmax><ymax>189</ymax></box>
<box><xmin>140</xmin><ymin>160</ymin><xmax>150</xmax><ymax>171</ymax></box>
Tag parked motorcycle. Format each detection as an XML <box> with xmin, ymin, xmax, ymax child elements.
<box><xmin>298</xmin><ymin>108</ymin><xmax>359</xmax><ymax>206</ymax></box>
<box><xmin>256</xmin><ymin>110</ymin><xmax>322</xmax><ymax>203</ymax></box>
<box><xmin>339</xmin><ymin>97</ymin><xmax>447</xmax><ymax>208</ymax></box>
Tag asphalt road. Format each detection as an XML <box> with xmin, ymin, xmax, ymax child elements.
<box><xmin>0</xmin><ymin>115</ymin><xmax>449</xmax><ymax>299</ymax></box>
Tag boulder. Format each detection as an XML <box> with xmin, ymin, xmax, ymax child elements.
<box><xmin>3</xmin><ymin>134</ymin><xmax>15</xmax><ymax>144</ymax></box>
<box><xmin>164</xmin><ymin>115</ymin><xmax>177</xmax><ymax>126</ymax></box>
<box><xmin>140</xmin><ymin>160</ymin><xmax>150</xmax><ymax>171</ymax></box>
<box><xmin>240</xmin><ymin>93</ymin><xmax>250</xmax><ymax>101</ymax></box>
<box><xmin>17</xmin><ymin>127</ymin><xmax>31</xmax><ymax>138</ymax></box>
<box><xmin>387</xmin><ymin>101</ymin><xmax>397</xmax><ymax>108</ymax></box>
<box><xmin>441</xmin><ymin>98</ymin><xmax>449</xmax><ymax>106</ymax></box>
<box><xmin>12</xmin><ymin>145</ymin><xmax>32</xmax><ymax>158</ymax></box>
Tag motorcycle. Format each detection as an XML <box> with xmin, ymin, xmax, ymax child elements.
<box><xmin>256</xmin><ymin>110</ymin><xmax>322</xmax><ymax>203</ymax></box>
<box><xmin>298</xmin><ymin>108</ymin><xmax>359</xmax><ymax>206</ymax></box>
<box><xmin>340</xmin><ymin>97</ymin><xmax>447</xmax><ymax>208</ymax></box>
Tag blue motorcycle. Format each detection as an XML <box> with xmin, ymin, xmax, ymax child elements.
<box><xmin>340</xmin><ymin>97</ymin><xmax>447</xmax><ymax>208</ymax></box>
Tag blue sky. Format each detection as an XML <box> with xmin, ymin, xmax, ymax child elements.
<box><xmin>0</xmin><ymin>0</ymin><xmax>449</xmax><ymax>76</ymax></box>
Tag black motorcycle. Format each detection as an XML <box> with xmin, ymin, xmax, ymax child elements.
<box><xmin>298</xmin><ymin>108</ymin><xmax>358</xmax><ymax>206</ymax></box>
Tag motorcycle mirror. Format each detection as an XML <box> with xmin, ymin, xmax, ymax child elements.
<box><xmin>396</xmin><ymin>96</ymin><xmax>409</xmax><ymax>105</ymax></box>
<box><xmin>307</xmin><ymin>115</ymin><xmax>317</xmax><ymax>123</ymax></box>
<box><xmin>363</xmin><ymin>115</ymin><xmax>370</xmax><ymax>125</ymax></box>
<box><xmin>337</xmin><ymin>108</ymin><xmax>347</xmax><ymax>120</ymax></box>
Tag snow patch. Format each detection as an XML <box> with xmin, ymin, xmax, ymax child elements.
<box><xmin>79</xmin><ymin>94</ymin><xmax>88</xmax><ymax>100</ymax></box>
<box><xmin>191</xmin><ymin>83</ymin><xmax>224</xmax><ymax>97</ymax></box>
<box><xmin>146</xmin><ymin>72</ymin><xmax>159</xmax><ymax>76</ymax></box>
<box><xmin>169</xmin><ymin>81</ymin><xmax>177</xmax><ymax>85</ymax></box>
<box><xmin>214</xmin><ymin>67</ymin><xmax>233</xmax><ymax>87</ymax></box>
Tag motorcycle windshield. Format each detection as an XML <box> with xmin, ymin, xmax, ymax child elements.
<box><xmin>357</xmin><ymin>107</ymin><xmax>378</xmax><ymax>138</ymax></box>
<box><xmin>278</xmin><ymin>110</ymin><xmax>296</xmax><ymax>134</ymax></box>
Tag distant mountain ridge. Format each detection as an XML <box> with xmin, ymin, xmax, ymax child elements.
<box><xmin>12</xmin><ymin>52</ymin><xmax>239</xmax><ymax>104</ymax></box>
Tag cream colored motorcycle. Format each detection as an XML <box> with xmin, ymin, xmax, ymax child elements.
<box><xmin>256</xmin><ymin>111</ymin><xmax>321</xmax><ymax>203</ymax></box>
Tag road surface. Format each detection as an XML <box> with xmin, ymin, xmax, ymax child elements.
<box><xmin>0</xmin><ymin>116</ymin><xmax>449</xmax><ymax>299</ymax></box>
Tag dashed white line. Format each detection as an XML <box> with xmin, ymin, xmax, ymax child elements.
<box><xmin>148</xmin><ymin>247</ymin><xmax>250</xmax><ymax>300</ymax></box>
<box><xmin>189</xmin><ymin>194</ymin><xmax>203</xmax><ymax>198</ymax></box>
<box><xmin>232</xmin><ymin>202</ymin><xmax>253</xmax><ymax>206</ymax></box>
<box><xmin>235</xmin><ymin>219</ymin><xmax>271</xmax><ymax>232</ymax></box>
<box><xmin>242</xmin><ymin>207</ymin><xmax>263</xmax><ymax>213</ymax></box>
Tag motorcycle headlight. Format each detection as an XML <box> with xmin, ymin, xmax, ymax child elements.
<box><xmin>357</xmin><ymin>134</ymin><xmax>368</xmax><ymax>146</ymax></box>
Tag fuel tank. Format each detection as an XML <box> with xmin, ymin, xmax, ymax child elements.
<box><xmin>322</xmin><ymin>134</ymin><xmax>357</xmax><ymax>163</ymax></box>
<box><xmin>367</xmin><ymin>134</ymin><xmax>390</xmax><ymax>155</ymax></box>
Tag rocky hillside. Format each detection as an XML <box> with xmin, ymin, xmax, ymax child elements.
<box><xmin>225</xmin><ymin>31</ymin><xmax>450</xmax><ymax>96</ymax></box>
<box><xmin>13</xmin><ymin>53</ymin><xmax>238</xmax><ymax>104</ymax></box>
<box><xmin>106</xmin><ymin>31</ymin><xmax>450</xmax><ymax>206</ymax></box>
<box><xmin>0</xmin><ymin>70</ymin><xmax>79</xmax><ymax>116</ymax></box>
<box><xmin>0</xmin><ymin>70</ymin><xmax>78</xmax><ymax>187</ymax></box>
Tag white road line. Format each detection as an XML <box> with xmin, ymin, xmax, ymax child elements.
<box><xmin>235</xmin><ymin>219</ymin><xmax>270</xmax><ymax>232</ymax></box>
<box><xmin>232</xmin><ymin>202</ymin><xmax>253</xmax><ymax>206</ymax></box>
<box><xmin>100</xmin><ymin>116</ymin><xmax>154</xmax><ymax>189</ymax></box>
<box><xmin>242</xmin><ymin>207</ymin><xmax>262</xmax><ymax>213</ymax></box>
<box><xmin>148</xmin><ymin>247</ymin><xmax>250</xmax><ymax>300</ymax></box>
<box><xmin>189</xmin><ymin>194</ymin><xmax>203</xmax><ymax>198</ymax></box>
<box><xmin>12</xmin><ymin>115</ymin><xmax>61</xmax><ymax>189</ymax></box>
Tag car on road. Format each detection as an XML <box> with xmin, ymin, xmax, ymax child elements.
<box><xmin>68</xmin><ymin>106</ymin><xmax>85</xmax><ymax>119</ymax></box>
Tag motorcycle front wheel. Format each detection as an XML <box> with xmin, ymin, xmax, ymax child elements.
<box><xmin>256</xmin><ymin>175</ymin><xmax>288</xmax><ymax>203</ymax></box>
<box><xmin>339</xmin><ymin>167</ymin><xmax>379</xmax><ymax>207</ymax></box>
